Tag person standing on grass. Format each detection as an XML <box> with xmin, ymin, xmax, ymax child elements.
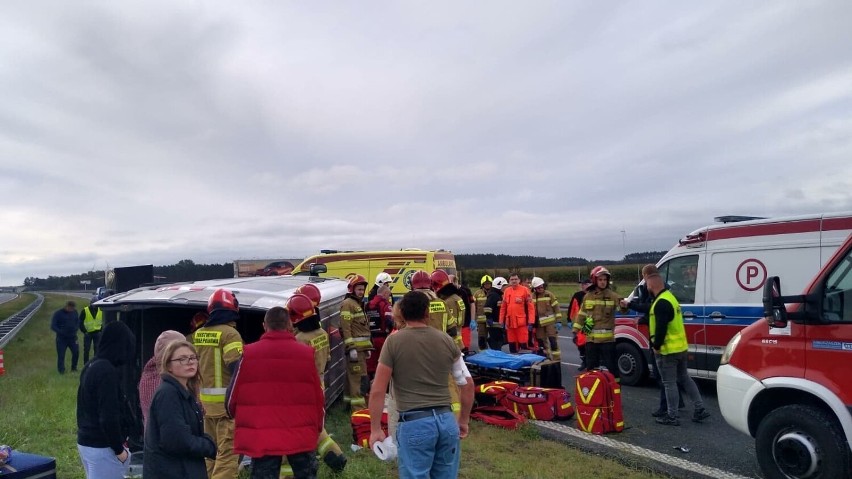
<box><xmin>369</xmin><ymin>291</ymin><xmax>475</xmax><ymax>479</ymax></box>
<box><xmin>76</xmin><ymin>320</ymin><xmax>136</xmax><ymax>479</ymax></box>
<box><xmin>51</xmin><ymin>300</ymin><xmax>80</xmax><ymax>374</ymax></box>
<box><xmin>227</xmin><ymin>306</ymin><xmax>325</xmax><ymax>479</ymax></box>
<box><xmin>138</xmin><ymin>330</ymin><xmax>186</xmax><ymax>430</ymax></box>
<box><xmin>144</xmin><ymin>340</ymin><xmax>216</xmax><ymax>479</ymax></box>
<box><xmin>78</xmin><ymin>297</ymin><xmax>103</xmax><ymax>364</ymax></box>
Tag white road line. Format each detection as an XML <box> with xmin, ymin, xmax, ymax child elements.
<box><xmin>534</xmin><ymin>421</ymin><xmax>753</xmax><ymax>479</ymax></box>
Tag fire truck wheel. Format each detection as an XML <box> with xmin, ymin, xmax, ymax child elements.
<box><xmin>616</xmin><ymin>342</ymin><xmax>646</xmax><ymax>386</ymax></box>
<box><xmin>755</xmin><ymin>404</ymin><xmax>851</xmax><ymax>479</ymax></box>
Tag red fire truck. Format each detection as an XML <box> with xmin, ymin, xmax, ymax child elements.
<box><xmin>717</xmin><ymin>233</ymin><xmax>852</xmax><ymax>478</ymax></box>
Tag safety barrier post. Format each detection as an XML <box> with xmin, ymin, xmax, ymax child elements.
<box><xmin>0</xmin><ymin>349</ymin><xmax>5</xmax><ymax>376</ymax></box>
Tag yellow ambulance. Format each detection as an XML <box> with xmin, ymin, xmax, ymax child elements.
<box><xmin>293</xmin><ymin>249</ymin><xmax>457</xmax><ymax>296</ymax></box>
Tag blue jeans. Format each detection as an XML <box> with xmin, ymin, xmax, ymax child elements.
<box><xmin>396</xmin><ymin>410</ymin><xmax>460</xmax><ymax>479</ymax></box>
<box><xmin>77</xmin><ymin>444</ymin><xmax>130</xmax><ymax>479</ymax></box>
<box><xmin>656</xmin><ymin>351</ymin><xmax>704</xmax><ymax>418</ymax></box>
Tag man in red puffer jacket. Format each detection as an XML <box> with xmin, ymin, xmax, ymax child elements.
<box><xmin>227</xmin><ymin>306</ymin><xmax>325</xmax><ymax>479</ymax></box>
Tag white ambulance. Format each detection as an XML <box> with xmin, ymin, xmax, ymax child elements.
<box><xmin>614</xmin><ymin>212</ymin><xmax>852</xmax><ymax>386</ymax></box>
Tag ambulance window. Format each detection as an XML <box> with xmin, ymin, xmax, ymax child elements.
<box><xmin>658</xmin><ymin>255</ymin><xmax>699</xmax><ymax>304</ymax></box>
<box><xmin>822</xmin><ymin>250</ymin><xmax>852</xmax><ymax>323</ymax></box>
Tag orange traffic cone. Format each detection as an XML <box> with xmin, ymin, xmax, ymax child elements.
<box><xmin>0</xmin><ymin>349</ymin><xmax>5</xmax><ymax>376</ymax></box>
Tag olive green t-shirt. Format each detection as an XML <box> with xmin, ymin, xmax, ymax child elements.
<box><xmin>379</xmin><ymin>326</ymin><xmax>460</xmax><ymax>412</ymax></box>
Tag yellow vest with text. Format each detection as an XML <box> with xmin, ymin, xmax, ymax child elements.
<box><xmin>191</xmin><ymin>323</ymin><xmax>244</xmax><ymax>415</ymax></box>
<box><xmin>649</xmin><ymin>290</ymin><xmax>688</xmax><ymax>355</ymax></box>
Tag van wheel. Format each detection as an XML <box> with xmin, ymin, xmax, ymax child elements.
<box><xmin>616</xmin><ymin>342</ymin><xmax>646</xmax><ymax>386</ymax></box>
<box><xmin>756</xmin><ymin>404</ymin><xmax>851</xmax><ymax>479</ymax></box>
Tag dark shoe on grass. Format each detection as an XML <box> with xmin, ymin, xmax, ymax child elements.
<box><xmin>655</xmin><ymin>415</ymin><xmax>680</xmax><ymax>426</ymax></box>
<box><xmin>692</xmin><ymin>408</ymin><xmax>711</xmax><ymax>422</ymax></box>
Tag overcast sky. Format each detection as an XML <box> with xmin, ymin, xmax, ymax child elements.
<box><xmin>2</xmin><ymin>1</ymin><xmax>852</xmax><ymax>285</ymax></box>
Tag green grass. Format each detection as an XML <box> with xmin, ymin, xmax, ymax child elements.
<box><xmin>2</xmin><ymin>294</ymin><xmax>662</xmax><ymax>479</ymax></box>
<box><xmin>0</xmin><ymin>292</ymin><xmax>37</xmax><ymax>319</ymax></box>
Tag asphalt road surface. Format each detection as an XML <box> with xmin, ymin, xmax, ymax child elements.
<box><xmin>0</xmin><ymin>293</ymin><xmax>17</xmax><ymax>305</ymax></box>
<box><xmin>470</xmin><ymin>330</ymin><xmax>763</xmax><ymax>478</ymax></box>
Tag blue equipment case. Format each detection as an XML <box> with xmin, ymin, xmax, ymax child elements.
<box><xmin>0</xmin><ymin>450</ymin><xmax>57</xmax><ymax>479</ymax></box>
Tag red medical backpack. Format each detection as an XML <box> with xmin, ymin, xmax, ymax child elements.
<box><xmin>574</xmin><ymin>369</ymin><xmax>624</xmax><ymax>434</ymax></box>
<box><xmin>502</xmin><ymin>386</ymin><xmax>574</xmax><ymax>421</ymax></box>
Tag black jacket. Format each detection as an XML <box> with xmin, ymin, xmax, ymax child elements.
<box><xmin>51</xmin><ymin>308</ymin><xmax>78</xmax><ymax>339</ymax></box>
<box><xmin>144</xmin><ymin>375</ymin><xmax>216</xmax><ymax>479</ymax></box>
<box><xmin>484</xmin><ymin>289</ymin><xmax>503</xmax><ymax>325</ymax></box>
<box><xmin>76</xmin><ymin>320</ymin><xmax>136</xmax><ymax>453</ymax></box>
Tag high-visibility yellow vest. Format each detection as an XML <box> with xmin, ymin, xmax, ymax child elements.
<box><xmin>649</xmin><ymin>290</ymin><xmax>688</xmax><ymax>355</ymax></box>
<box><xmin>81</xmin><ymin>306</ymin><xmax>103</xmax><ymax>333</ymax></box>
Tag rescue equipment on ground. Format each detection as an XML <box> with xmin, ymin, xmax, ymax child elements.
<box><xmin>470</xmin><ymin>406</ymin><xmax>527</xmax><ymax>429</ymax></box>
<box><xmin>575</xmin><ymin>368</ymin><xmax>624</xmax><ymax>434</ymax></box>
<box><xmin>502</xmin><ymin>386</ymin><xmax>574</xmax><ymax>421</ymax></box>
<box><xmin>465</xmin><ymin>350</ymin><xmax>562</xmax><ymax>388</ymax></box>
<box><xmin>474</xmin><ymin>380</ymin><xmax>520</xmax><ymax>406</ymax></box>
<box><xmin>350</xmin><ymin>408</ymin><xmax>388</xmax><ymax>449</ymax></box>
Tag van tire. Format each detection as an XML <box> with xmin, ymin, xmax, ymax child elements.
<box><xmin>755</xmin><ymin>404</ymin><xmax>851</xmax><ymax>479</ymax></box>
<box><xmin>616</xmin><ymin>342</ymin><xmax>646</xmax><ymax>386</ymax></box>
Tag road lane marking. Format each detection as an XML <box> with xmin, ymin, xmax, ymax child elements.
<box><xmin>534</xmin><ymin>421</ymin><xmax>753</xmax><ymax>479</ymax></box>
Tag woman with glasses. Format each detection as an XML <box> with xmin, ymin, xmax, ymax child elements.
<box><xmin>144</xmin><ymin>340</ymin><xmax>216</xmax><ymax>478</ymax></box>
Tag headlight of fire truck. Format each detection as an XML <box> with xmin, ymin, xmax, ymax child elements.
<box><xmin>720</xmin><ymin>331</ymin><xmax>742</xmax><ymax>365</ymax></box>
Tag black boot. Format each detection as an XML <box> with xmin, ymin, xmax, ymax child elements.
<box><xmin>323</xmin><ymin>451</ymin><xmax>347</xmax><ymax>473</ymax></box>
<box><xmin>577</xmin><ymin>357</ymin><xmax>587</xmax><ymax>371</ymax></box>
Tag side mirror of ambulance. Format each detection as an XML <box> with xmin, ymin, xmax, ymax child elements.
<box><xmin>763</xmin><ymin>276</ymin><xmax>788</xmax><ymax>329</ymax></box>
<box><xmin>309</xmin><ymin>263</ymin><xmax>328</xmax><ymax>276</ymax></box>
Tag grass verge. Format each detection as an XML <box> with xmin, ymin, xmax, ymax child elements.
<box><xmin>1</xmin><ymin>293</ymin><xmax>661</xmax><ymax>479</ymax></box>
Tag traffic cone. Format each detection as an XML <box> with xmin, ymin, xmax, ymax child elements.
<box><xmin>0</xmin><ymin>349</ymin><xmax>5</xmax><ymax>376</ymax></box>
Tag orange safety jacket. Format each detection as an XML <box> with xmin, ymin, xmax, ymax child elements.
<box><xmin>500</xmin><ymin>285</ymin><xmax>534</xmax><ymax>329</ymax></box>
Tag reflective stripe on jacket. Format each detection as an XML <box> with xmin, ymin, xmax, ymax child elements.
<box><xmin>649</xmin><ymin>290</ymin><xmax>688</xmax><ymax>355</ymax></box>
<box><xmin>572</xmin><ymin>288</ymin><xmax>621</xmax><ymax>343</ymax></box>
<box><xmin>81</xmin><ymin>306</ymin><xmax>103</xmax><ymax>333</ymax></box>
<box><xmin>340</xmin><ymin>296</ymin><xmax>373</xmax><ymax>351</ymax></box>
<box><xmin>533</xmin><ymin>290</ymin><xmax>562</xmax><ymax>326</ymax></box>
<box><xmin>473</xmin><ymin>288</ymin><xmax>489</xmax><ymax>323</ymax></box>
<box><xmin>192</xmin><ymin>323</ymin><xmax>243</xmax><ymax>413</ymax></box>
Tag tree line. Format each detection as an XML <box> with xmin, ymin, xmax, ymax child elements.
<box><xmin>21</xmin><ymin>251</ymin><xmax>667</xmax><ymax>291</ymax></box>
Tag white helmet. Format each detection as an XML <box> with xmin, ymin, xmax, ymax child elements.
<box><xmin>375</xmin><ymin>272</ymin><xmax>393</xmax><ymax>286</ymax></box>
<box><xmin>530</xmin><ymin>277</ymin><xmax>545</xmax><ymax>289</ymax></box>
<box><xmin>492</xmin><ymin>277</ymin><xmax>508</xmax><ymax>290</ymax></box>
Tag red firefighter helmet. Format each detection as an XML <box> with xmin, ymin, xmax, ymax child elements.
<box><xmin>430</xmin><ymin>270</ymin><xmax>451</xmax><ymax>292</ymax></box>
<box><xmin>189</xmin><ymin>311</ymin><xmax>208</xmax><ymax>332</ymax></box>
<box><xmin>347</xmin><ymin>274</ymin><xmax>368</xmax><ymax>293</ymax></box>
<box><xmin>410</xmin><ymin>270</ymin><xmax>431</xmax><ymax>290</ymax></box>
<box><xmin>207</xmin><ymin>289</ymin><xmax>238</xmax><ymax>314</ymax></box>
<box><xmin>590</xmin><ymin>266</ymin><xmax>611</xmax><ymax>281</ymax></box>
<box><xmin>286</xmin><ymin>293</ymin><xmax>315</xmax><ymax>324</ymax></box>
<box><xmin>295</xmin><ymin>283</ymin><xmax>322</xmax><ymax>308</ymax></box>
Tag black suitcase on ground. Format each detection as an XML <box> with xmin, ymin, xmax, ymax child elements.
<box><xmin>0</xmin><ymin>451</ymin><xmax>57</xmax><ymax>479</ymax></box>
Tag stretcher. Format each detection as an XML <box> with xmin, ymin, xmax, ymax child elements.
<box><xmin>465</xmin><ymin>350</ymin><xmax>562</xmax><ymax>388</ymax></box>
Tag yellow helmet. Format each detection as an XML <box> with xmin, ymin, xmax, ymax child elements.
<box><xmin>480</xmin><ymin>275</ymin><xmax>493</xmax><ymax>285</ymax></box>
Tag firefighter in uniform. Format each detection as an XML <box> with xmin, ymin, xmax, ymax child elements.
<box><xmin>572</xmin><ymin>266</ymin><xmax>624</xmax><ymax>381</ymax></box>
<box><xmin>531</xmin><ymin>277</ymin><xmax>563</xmax><ymax>361</ymax></box>
<box><xmin>431</xmin><ymin>269</ymin><xmax>465</xmax><ymax>350</ymax></box>
<box><xmin>409</xmin><ymin>270</ymin><xmax>461</xmax><ymax>416</ymax></box>
<box><xmin>340</xmin><ymin>274</ymin><xmax>372</xmax><ymax>409</ymax></box>
<box><xmin>569</xmin><ymin>279</ymin><xmax>593</xmax><ymax>370</ymax></box>
<box><xmin>191</xmin><ymin>289</ymin><xmax>244</xmax><ymax>479</ymax></box>
<box><xmin>288</xmin><ymin>288</ymin><xmax>348</xmax><ymax>473</ymax></box>
<box><xmin>500</xmin><ymin>273</ymin><xmax>535</xmax><ymax>353</ymax></box>
<box><xmin>78</xmin><ymin>299</ymin><xmax>103</xmax><ymax>364</ymax></box>
<box><xmin>473</xmin><ymin>275</ymin><xmax>492</xmax><ymax>351</ymax></box>
<box><xmin>484</xmin><ymin>277</ymin><xmax>507</xmax><ymax>350</ymax></box>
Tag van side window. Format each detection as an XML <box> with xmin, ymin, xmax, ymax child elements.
<box><xmin>822</xmin><ymin>250</ymin><xmax>852</xmax><ymax>323</ymax></box>
<box><xmin>658</xmin><ymin>255</ymin><xmax>699</xmax><ymax>304</ymax></box>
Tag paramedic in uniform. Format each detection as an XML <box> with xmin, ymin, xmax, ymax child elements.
<box><xmin>431</xmin><ymin>269</ymin><xmax>465</xmax><ymax>351</ymax></box>
<box><xmin>573</xmin><ymin>267</ymin><xmax>624</xmax><ymax>381</ymax></box>
<box><xmin>484</xmin><ymin>277</ymin><xmax>507</xmax><ymax>350</ymax></box>
<box><xmin>530</xmin><ymin>277</ymin><xmax>563</xmax><ymax>361</ymax></box>
<box><xmin>473</xmin><ymin>275</ymin><xmax>492</xmax><ymax>351</ymax></box>
<box><xmin>339</xmin><ymin>274</ymin><xmax>373</xmax><ymax>409</ymax></box>
<box><xmin>288</xmin><ymin>290</ymin><xmax>348</xmax><ymax>473</ymax></box>
<box><xmin>191</xmin><ymin>289</ymin><xmax>244</xmax><ymax>479</ymax></box>
<box><xmin>500</xmin><ymin>273</ymin><xmax>535</xmax><ymax>353</ymax></box>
